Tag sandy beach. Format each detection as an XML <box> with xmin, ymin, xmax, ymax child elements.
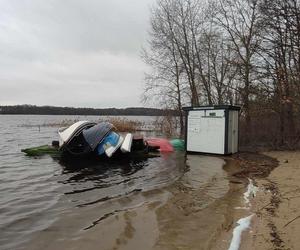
<box><xmin>241</xmin><ymin>151</ymin><xmax>300</xmax><ymax>250</ymax></box>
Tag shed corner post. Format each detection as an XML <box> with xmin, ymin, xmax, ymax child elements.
<box><xmin>183</xmin><ymin>109</ymin><xmax>189</xmax><ymax>153</ymax></box>
<box><xmin>224</xmin><ymin>108</ymin><xmax>229</xmax><ymax>155</ymax></box>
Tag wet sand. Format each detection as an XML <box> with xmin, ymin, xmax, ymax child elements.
<box><xmin>213</xmin><ymin>151</ymin><xmax>300</xmax><ymax>250</ymax></box>
<box><xmin>242</xmin><ymin>151</ymin><xmax>300</xmax><ymax>250</ymax></box>
<box><xmin>24</xmin><ymin>155</ymin><xmax>248</xmax><ymax>250</ymax></box>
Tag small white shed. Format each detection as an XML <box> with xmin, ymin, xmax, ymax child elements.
<box><xmin>183</xmin><ymin>105</ymin><xmax>240</xmax><ymax>155</ymax></box>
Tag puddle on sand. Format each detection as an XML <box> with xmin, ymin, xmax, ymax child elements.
<box><xmin>23</xmin><ymin>155</ymin><xmax>244</xmax><ymax>250</ymax></box>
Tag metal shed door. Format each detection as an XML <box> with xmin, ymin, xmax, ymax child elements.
<box><xmin>187</xmin><ymin>110</ymin><xmax>225</xmax><ymax>154</ymax></box>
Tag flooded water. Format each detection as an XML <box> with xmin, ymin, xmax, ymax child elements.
<box><xmin>0</xmin><ymin>115</ymin><xmax>238</xmax><ymax>250</ymax></box>
<box><xmin>0</xmin><ymin>115</ymin><xmax>185</xmax><ymax>250</ymax></box>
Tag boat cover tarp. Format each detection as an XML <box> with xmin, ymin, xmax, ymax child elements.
<box><xmin>145</xmin><ymin>138</ymin><xmax>174</xmax><ymax>152</ymax></box>
<box><xmin>82</xmin><ymin>122</ymin><xmax>113</xmax><ymax>150</ymax></box>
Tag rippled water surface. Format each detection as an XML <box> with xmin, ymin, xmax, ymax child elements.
<box><xmin>0</xmin><ymin>115</ymin><xmax>186</xmax><ymax>250</ymax></box>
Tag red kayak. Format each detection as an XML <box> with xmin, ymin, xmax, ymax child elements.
<box><xmin>145</xmin><ymin>138</ymin><xmax>174</xmax><ymax>152</ymax></box>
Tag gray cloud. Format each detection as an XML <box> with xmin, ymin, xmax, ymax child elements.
<box><xmin>0</xmin><ymin>0</ymin><xmax>151</xmax><ymax>108</ymax></box>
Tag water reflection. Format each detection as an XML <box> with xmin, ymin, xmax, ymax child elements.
<box><xmin>58</xmin><ymin>153</ymin><xmax>155</xmax><ymax>175</ymax></box>
<box><xmin>55</xmin><ymin>152</ymin><xmax>186</xmax><ymax>208</ymax></box>
<box><xmin>57</xmin><ymin>153</ymin><xmax>156</xmax><ymax>188</ymax></box>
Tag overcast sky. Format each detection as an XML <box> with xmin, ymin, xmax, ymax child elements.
<box><xmin>0</xmin><ymin>0</ymin><xmax>152</xmax><ymax>108</ymax></box>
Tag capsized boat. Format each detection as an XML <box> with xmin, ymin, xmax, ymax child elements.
<box><xmin>82</xmin><ymin>122</ymin><xmax>114</xmax><ymax>151</ymax></box>
<box><xmin>96</xmin><ymin>131</ymin><xmax>125</xmax><ymax>157</ymax></box>
<box><xmin>60</xmin><ymin>121</ymin><xmax>113</xmax><ymax>156</ymax></box>
<box><xmin>105</xmin><ymin>135</ymin><xmax>124</xmax><ymax>157</ymax></box>
<box><xmin>121</xmin><ymin>133</ymin><xmax>133</xmax><ymax>153</ymax></box>
<box><xmin>58</xmin><ymin>121</ymin><xmax>96</xmax><ymax>148</ymax></box>
<box><xmin>97</xmin><ymin>131</ymin><xmax>121</xmax><ymax>156</ymax></box>
<box><xmin>145</xmin><ymin>138</ymin><xmax>174</xmax><ymax>152</ymax></box>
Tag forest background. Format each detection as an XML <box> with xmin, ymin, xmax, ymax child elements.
<box><xmin>143</xmin><ymin>0</ymin><xmax>300</xmax><ymax>149</ymax></box>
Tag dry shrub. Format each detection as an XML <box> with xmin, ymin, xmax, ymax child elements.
<box><xmin>239</xmin><ymin>111</ymin><xmax>280</xmax><ymax>149</ymax></box>
<box><xmin>20</xmin><ymin>119</ymin><xmax>79</xmax><ymax>128</ymax></box>
<box><xmin>153</xmin><ymin>115</ymin><xmax>180</xmax><ymax>137</ymax></box>
<box><xmin>239</xmin><ymin>108</ymin><xmax>300</xmax><ymax>150</ymax></box>
<box><xmin>105</xmin><ymin>117</ymin><xmax>141</xmax><ymax>132</ymax></box>
<box><xmin>42</xmin><ymin>119</ymin><xmax>79</xmax><ymax>127</ymax></box>
<box><xmin>21</xmin><ymin>117</ymin><xmax>143</xmax><ymax>133</ymax></box>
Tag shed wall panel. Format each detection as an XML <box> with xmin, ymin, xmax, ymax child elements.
<box><xmin>228</xmin><ymin>111</ymin><xmax>233</xmax><ymax>153</ymax></box>
<box><xmin>232</xmin><ymin>110</ymin><xmax>239</xmax><ymax>153</ymax></box>
<box><xmin>187</xmin><ymin>110</ymin><xmax>225</xmax><ymax>154</ymax></box>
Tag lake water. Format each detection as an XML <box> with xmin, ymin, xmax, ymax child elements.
<box><xmin>0</xmin><ymin>115</ymin><xmax>186</xmax><ymax>250</ymax></box>
<box><xmin>0</xmin><ymin>115</ymin><xmax>237</xmax><ymax>250</ymax></box>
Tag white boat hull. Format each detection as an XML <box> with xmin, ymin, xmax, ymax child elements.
<box><xmin>121</xmin><ymin>133</ymin><xmax>133</xmax><ymax>153</ymax></box>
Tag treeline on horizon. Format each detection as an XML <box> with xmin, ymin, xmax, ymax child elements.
<box><xmin>0</xmin><ymin>105</ymin><xmax>177</xmax><ymax>116</ymax></box>
<box><xmin>143</xmin><ymin>0</ymin><xmax>300</xmax><ymax>149</ymax></box>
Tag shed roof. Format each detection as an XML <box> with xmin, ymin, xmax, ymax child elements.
<box><xmin>182</xmin><ymin>105</ymin><xmax>241</xmax><ymax>111</ymax></box>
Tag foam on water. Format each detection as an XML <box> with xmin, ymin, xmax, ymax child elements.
<box><xmin>229</xmin><ymin>179</ymin><xmax>258</xmax><ymax>249</ymax></box>
<box><xmin>228</xmin><ymin>214</ymin><xmax>254</xmax><ymax>250</ymax></box>
<box><xmin>243</xmin><ymin>178</ymin><xmax>258</xmax><ymax>204</ymax></box>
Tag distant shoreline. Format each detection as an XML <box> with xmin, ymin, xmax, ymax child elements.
<box><xmin>0</xmin><ymin>105</ymin><xmax>178</xmax><ymax>116</ymax></box>
<box><xmin>0</xmin><ymin>114</ymin><xmax>163</xmax><ymax>116</ymax></box>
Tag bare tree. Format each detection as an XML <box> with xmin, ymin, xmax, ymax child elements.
<box><xmin>196</xmin><ymin>16</ymin><xmax>239</xmax><ymax>105</ymax></box>
<box><xmin>215</xmin><ymin>0</ymin><xmax>264</xmax><ymax>141</ymax></box>
<box><xmin>142</xmin><ymin>0</ymin><xmax>189</xmax><ymax>136</ymax></box>
<box><xmin>162</xmin><ymin>0</ymin><xmax>200</xmax><ymax>106</ymax></box>
<box><xmin>259</xmin><ymin>0</ymin><xmax>300</xmax><ymax>146</ymax></box>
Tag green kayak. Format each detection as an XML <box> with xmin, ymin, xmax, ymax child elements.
<box><xmin>21</xmin><ymin>145</ymin><xmax>61</xmax><ymax>157</ymax></box>
<box><xmin>169</xmin><ymin>139</ymin><xmax>185</xmax><ymax>151</ymax></box>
